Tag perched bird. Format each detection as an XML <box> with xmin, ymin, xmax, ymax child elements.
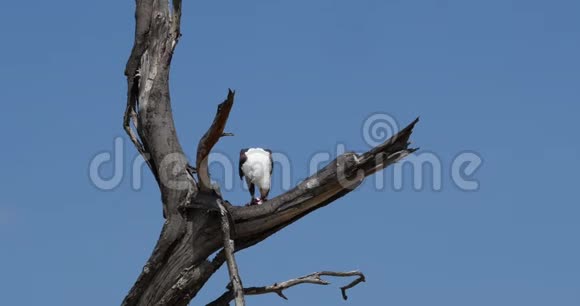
<box><xmin>239</xmin><ymin>148</ymin><xmax>273</xmax><ymax>205</ymax></box>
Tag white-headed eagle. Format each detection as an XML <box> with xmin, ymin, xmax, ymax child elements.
<box><xmin>239</xmin><ymin>148</ymin><xmax>273</xmax><ymax>205</ymax></box>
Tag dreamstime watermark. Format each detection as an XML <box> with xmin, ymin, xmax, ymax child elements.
<box><xmin>88</xmin><ymin>113</ymin><xmax>482</xmax><ymax>192</ymax></box>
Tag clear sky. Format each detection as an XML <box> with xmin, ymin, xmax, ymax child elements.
<box><xmin>1</xmin><ymin>0</ymin><xmax>579</xmax><ymax>305</ymax></box>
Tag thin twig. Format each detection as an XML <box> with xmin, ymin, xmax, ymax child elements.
<box><xmin>207</xmin><ymin>270</ymin><xmax>365</xmax><ymax>306</ymax></box>
<box><xmin>316</xmin><ymin>271</ymin><xmax>366</xmax><ymax>300</ymax></box>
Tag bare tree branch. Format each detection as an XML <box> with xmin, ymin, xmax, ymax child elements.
<box><xmin>318</xmin><ymin>271</ymin><xmax>366</xmax><ymax>300</ymax></box>
<box><xmin>196</xmin><ymin>90</ymin><xmax>235</xmax><ymax>192</ymax></box>
<box><xmin>229</xmin><ymin>118</ymin><xmax>419</xmax><ymax>248</ymax></box>
<box><xmin>207</xmin><ymin>271</ymin><xmax>366</xmax><ymax>306</ymax></box>
<box><xmin>218</xmin><ymin>200</ymin><xmax>245</xmax><ymax>306</ymax></box>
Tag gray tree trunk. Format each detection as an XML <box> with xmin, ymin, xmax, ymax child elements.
<box><xmin>120</xmin><ymin>1</ymin><xmax>419</xmax><ymax>305</ymax></box>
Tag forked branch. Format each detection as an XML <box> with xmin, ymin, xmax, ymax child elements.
<box><xmin>207</xmin><ymin>271</ymin><xmax>366</xmax><ymax>306</ymax></box>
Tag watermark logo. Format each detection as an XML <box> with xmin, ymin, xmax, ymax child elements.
<box><xmin>362</xmin><ymin>113</ymin><xmax>399</xmax><ymax>147</ymax></box>
<box><xmin>88</xmin><ymin>113</ymin><xmax>482</xmax><ymax>192</ymax></box>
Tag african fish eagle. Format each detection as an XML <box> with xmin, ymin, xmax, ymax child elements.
<box><xmin>239</xmin><ymin>148</ymin><xmax>273</xmax><ymax>205</ymax></box>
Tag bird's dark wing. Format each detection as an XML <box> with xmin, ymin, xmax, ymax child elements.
<box><xmin>239</xmin><ymin>149</ymin><xmax>248</xmax><ymax>180</ymax></box>
<box><xmin>265</xmin><ymin>149</ymin><xmax>273</xmax><ymax>175</ymax></box>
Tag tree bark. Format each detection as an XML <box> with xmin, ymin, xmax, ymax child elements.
<box><xmin>121</xmin><ymin>1</ymin><xmax>419</xmax><ymax>305</ymax></box>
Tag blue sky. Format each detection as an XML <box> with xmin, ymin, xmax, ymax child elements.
<box><xmin>1</xmin><ymin>0</ymin><xmax>579</xmax><ymax>305</ymax></box>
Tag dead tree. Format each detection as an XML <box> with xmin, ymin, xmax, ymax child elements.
<box><xmin>121</xmin><ymin>1</ymin><xmax>419</xmax><ymax>305</ymax></box>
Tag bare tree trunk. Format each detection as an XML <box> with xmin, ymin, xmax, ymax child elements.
<box><xmin>120</xmin><ymin>1</ymin><xmax>419</xmax><ymax>305</ymax></box>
